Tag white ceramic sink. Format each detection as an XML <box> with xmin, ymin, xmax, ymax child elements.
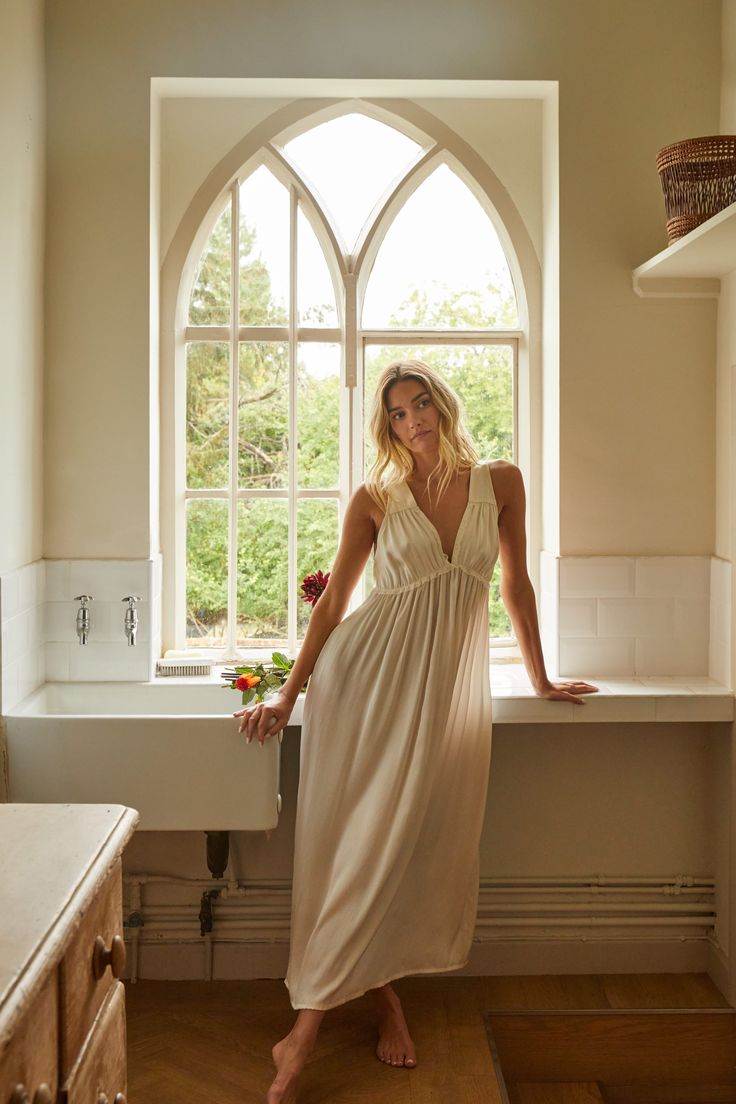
<box><xmin>4</xmin><ymin>682</ymin><xmax>289</xmax><ymax>831</ymax></box>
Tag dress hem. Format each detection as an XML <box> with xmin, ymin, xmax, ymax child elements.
<box><xmin>285</xmin><ymin>955</ymin><xmax>471</xmax><ymax>1012</ymax></box>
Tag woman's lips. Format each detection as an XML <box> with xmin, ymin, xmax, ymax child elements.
<box><xmin>414</xmin><ymin>429</ymin><xmax>431</xmax><ymax>438</ymax></box>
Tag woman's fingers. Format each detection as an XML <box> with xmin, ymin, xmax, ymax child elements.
<box><xmin>235</xmin><ymin>704</ymin><xmax>281</xmax><ymax>743</ymax></box>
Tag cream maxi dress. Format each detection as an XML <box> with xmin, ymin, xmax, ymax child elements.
<box><xmin>284</xmin><ymin>460</ymin><xmax>500</xmax><ymax>1011</ymax></box>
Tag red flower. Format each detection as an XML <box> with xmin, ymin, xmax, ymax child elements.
<box><xmin>301</xmin><ymin>569</ymin><xmax>331</xmax><ymax>607</ymax></box>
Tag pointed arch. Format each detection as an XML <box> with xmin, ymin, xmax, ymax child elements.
<box><xmin>160</xmin><ymin>97</ymin><xmax>540</xmax><ymax>656</ymax></box>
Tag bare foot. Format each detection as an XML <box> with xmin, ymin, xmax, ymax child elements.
<box><xmin>372</xmin><ymin>983</ymin><xmax>417</xmax><ymax>1068</ymax></box>
<box><xmin>268</xmin><ymin>1031</ymin><xmax>315</xmax><ymax>1102</ymax></box>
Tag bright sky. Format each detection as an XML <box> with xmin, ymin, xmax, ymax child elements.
<box><xmin>234</xmin><ymin>114</ymin><xmax>517</xmax><ymax>379</ymax></box>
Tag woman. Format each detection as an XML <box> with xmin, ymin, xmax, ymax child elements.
<box><xmin>234</xmin><ymin>360</ymin><xmax>598</xmax><ymax>1104</ymax></box>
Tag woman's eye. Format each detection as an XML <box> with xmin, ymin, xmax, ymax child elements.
<box><xmin>391</xmin><ymin>398</ymin><xmax>430</xmax><ymax>421</ymax></box>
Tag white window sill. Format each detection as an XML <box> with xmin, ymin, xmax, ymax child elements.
<box><xmin>160</xmin><ymin>664</ymin><xmax>734</xmax><ymax>724</ymax></box>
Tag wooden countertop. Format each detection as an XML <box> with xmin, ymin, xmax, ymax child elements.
<box><xmin>0</xmin><ymin>803</ymin><xmax>139</xmax><ymax>1048</ymax></box>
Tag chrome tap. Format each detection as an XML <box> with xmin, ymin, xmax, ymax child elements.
<box><xmin>74</xmin><ymin>595</ymin><xmax>93</xmax><ymax>645</ymax></box>
<box><xmin>122</xmin><ymin>595</ymin><xmax>141</xmax><ymax>646</ymax></box>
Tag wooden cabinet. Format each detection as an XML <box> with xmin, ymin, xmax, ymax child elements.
<box><xmin>0</xmin><ymin>805</ymin><xmax>139</xmax><ymax>1104</ymax></box>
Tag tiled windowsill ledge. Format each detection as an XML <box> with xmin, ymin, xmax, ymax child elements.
<box><xmin>168</xmin><ymin>666</ymin><xmax>734</xmax><ymax>724</ymax></box>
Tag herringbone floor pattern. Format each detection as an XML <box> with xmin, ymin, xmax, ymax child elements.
<box><xmin>125</xmin><ymin>971</ymin><xmax>729</xmax><ymax>1103</ymax></box>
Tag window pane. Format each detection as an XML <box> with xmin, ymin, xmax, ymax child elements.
<box><xmin>297</xmin><ymin>499</ymin><xmax>339</xmax><ymax>638</ymax></box>
<box><xmin>363</xmin><ymin>343</ymin><xmax>514</xmax><ymax>640</ymax></box>
<box><xmin>297</xmin><ymin>207</ymin><xmax>337</xmax><ymax>326</ymax></box>
<box><xmin>237</xmin><ymin>500</ymin><xmax>288</xmax><ymax>644</ymax></box>
<box><xmin>239</xmin><ymin>342</ymin><xmax>288</xmax><ymax>488</ymax></box>
<box><xmin>239</xmin><ymin>166</ymin><xmax>289</xmax><ymax>326</ymax></box>
<box><xmin>362</xmin><ymin>165</ymin><xmax>519</xmax><ymax>329</ymax></box>
<box><xmin>186</xmin><ymin>499</ymin><xmax>228</xmax><ymax>647</ymax></box>
<box><xmin>297</xmin><ymin>343</ymin><xmax>340</xmax><ymax>489</ymax></box>
<box><xmin>186</xmin><ymin>342</ymin><xmax>229</xmax><ymax>489</ymax></box>
<box><xmin>188</xmin><ymin>200</ymin><xmax>231</xmax><ymax>325</ymax></box>
<box><xmin>282</xmin><ymin>113</ymin><xmax>422</xmax><ymax>251</ymax></box>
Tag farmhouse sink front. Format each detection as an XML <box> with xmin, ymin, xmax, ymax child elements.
<box><xmin>4</xmin><ymin>682</ymin><xmax>284</xmax><ymax>831</ymax></box>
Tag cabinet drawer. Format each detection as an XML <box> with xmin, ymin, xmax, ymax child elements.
<box><xmin>0</xmin><ymin>968</ymin><xmax>58</xmax><ymax>1104</ymax></box>
<box><xmin>59</xmin><ymin>857</ymin><xmax>125</xmax><ymax>1079</ymax></box>
<box><xmin>61</xmin><ymin>980</ymin><xmax>126</xmax><ymax>1104</ymax></box>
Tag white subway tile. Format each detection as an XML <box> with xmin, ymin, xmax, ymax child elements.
<box><xmin>709</xmin><ymin>643</ymin><xmax>731</xmax><ymax>688</ymax></box>
<box><xmin>655</xmin><ymin>695</ymin><xmax>733</xmax><ymax>722</ymax></box>
<box><xmin>710</xmin><ymin>596</ymin><xmax>728</xmax><ymax>643</ymax></box>
<box><xmin>3</xmin><ymin>610</ymin><xmax>30</xmax><ymax>665</ymax></box>
<box><xmin>31</xmin><ymin>603</ymin><xmax>44</xmax><ymax>650</ymax></box>
<box><xmin>18</xmin><ymin>560</ymin><xmax>43</xmax><ymax>612</ymax></box>
<box><xmin>44</xmin><ymin>642</ymin><xmax>70</xmax><ymax>681</ymax></box>
<box><xmin>598</xmin><ymin>598</ymin><xmax>673</xmax><ymax>637</ymax></box>
<box><xmin>635</xmin><ymin>677</ymin><xmax>693</xmax><ymax>693</ymax></box>
<box><xmin>635</xmin><ymin>556</ymin><xmax>709</xmax><ymax>597</ymax></box>
<box><xmin>558</xmin><ymin>636</ymin><xmax>636</xmax><ymax>677</ymax></box>
<box><xmin>68</xmin><ymin>642</ymin><xmax>151</xmax><ymax>681</ymax></box>
<box><xmin>635</xmin><ymin>635</ymin><xmax>709</xmax><ymax>676</ymax></box>
<box><xmin>17</xmin><ymin>650</ymin><xmax>41</xmax><ymax>705</ymax></box>
<box><xmin>673</xmin><ymin>597</ymin><xmax>710</xmax><ymax>639</ymax></box>
<box><xmin>67</xmin><ymin>560</ymin><xmax>150</xmax><ymax>604</ymax></box>
<box><xmin>0</xmin><ymin>570</ymin><xmax>20</xmax><ymax>622</ymax></box>
<box><xmin>570</xmin><ymin>694</ymin><xmax>656</xmax><ymax>722</ymax></box>
<box><xmin>45</xmin><ymin>560</ymin><xmax>70</xmax><ymax>601</ymax></box>
<box><xmin>558</xmin><ymin>598</ymin><xmax>597</xmax><ymax>637</ymax></box>
<box><xmin>559</xmin><ymin>558</ymin><xmax>635</xmax><ymax>598</ymax></box>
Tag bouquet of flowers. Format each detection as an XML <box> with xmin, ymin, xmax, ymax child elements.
<box><xmin>221</xmin><ymin>651</ymin><xmax>300</xmax><ymax>705</ymax></box>
<box><xmin>222</xmin><ymin>569</ymin><xmax>330</xmax><ymax>705</ymax></box>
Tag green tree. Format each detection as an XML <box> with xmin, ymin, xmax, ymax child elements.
<box><xmin>185</xmin><ymin>216</ymin><xmax>516</xmax><ymax>646</ymax></box>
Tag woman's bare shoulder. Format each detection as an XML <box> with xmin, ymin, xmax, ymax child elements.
<box><xmin>354</xmin><ymin>482</ymin><xmax>386</xmax><ymax>540</ymax></box>
<box><xmin>484</xmin><ymin>459</ymin><xmax>521</xmax><ymax>515</ymax></box>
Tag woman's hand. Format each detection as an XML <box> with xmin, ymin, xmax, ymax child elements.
<box><xmin>233</xmin><ymin>691</ymin><xmax>295</xmax><ymax>745</ymax></box>
<box><xmin>534</xmin><ymin>679</ymin><xmax>599</xmax><ymax>704</ymax></box>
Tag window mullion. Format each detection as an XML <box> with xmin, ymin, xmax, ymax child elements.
<box><xmin>228</xmin><ymin>180</ymin><xmax>240</xmax><ymax>659</ymax></box>
<box><xmin>288</xmin><ymin>187</ymin><xmax>298</xmax><ymax>654</ymax></box>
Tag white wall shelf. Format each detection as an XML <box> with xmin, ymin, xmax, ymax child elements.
<box><xmin>632</xmin><ymin>198</ymin><xmax>736</xmax><ymax>298</ymax></box>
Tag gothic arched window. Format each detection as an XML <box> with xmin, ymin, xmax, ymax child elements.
<box><xmin>180</xmin><ymin>107</ymin><xmax>522</xmax><ymax>658</ymax></box>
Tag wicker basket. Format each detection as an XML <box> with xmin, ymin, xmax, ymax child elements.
<box><xmin>656</xmin><ymin>135</ymin><xmax>736</xmax><ymax>243</ymax></box>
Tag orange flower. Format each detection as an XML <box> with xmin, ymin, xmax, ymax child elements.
<box><xmin>235</xmin><ymin>674</ymin><xmax>261</xmax><ymax>691</ymax></box>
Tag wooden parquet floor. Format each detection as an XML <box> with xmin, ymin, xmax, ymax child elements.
<box><xmin>125</xmin><ymin>972</ymin><xmax>731</xmax><ymax>1103</ymax></box>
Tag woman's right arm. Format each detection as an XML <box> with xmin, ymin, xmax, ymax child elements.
<box><xmin>235</xmin><ymin>484</ymin><xmax>378</xmax><ymax>741</ymax></box>
<box><xmin>279</xmin><ymin>483</ymin><xmax>377</xmax><ymax>703</ymax></box>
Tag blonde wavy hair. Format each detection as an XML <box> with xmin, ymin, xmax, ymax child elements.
<box><xmin>364</xmin><ymin>359</ymin><xmax>480</xmax><ymax>513</ymax></box>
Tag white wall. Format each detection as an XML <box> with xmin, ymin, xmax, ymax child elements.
<box><xmin>0</xmin><ymin>0</ymin><xmax>44</xmax><ymax>577</ymax></box>
<box><xmin>43</xmin><ymin>0</ymin><xmax>721</xmax><ymax>561</ymax></box>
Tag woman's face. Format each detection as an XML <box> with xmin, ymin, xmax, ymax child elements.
<box><xmin>385</xmin><ymin>379</ymin><xmax>439</xmax><ymax>453</ymax></box>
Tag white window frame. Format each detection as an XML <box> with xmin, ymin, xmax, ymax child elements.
<box><xmin>160</xmin><ymin>97</ymin><xmax>542</xmax><ymax>663</ymax></box>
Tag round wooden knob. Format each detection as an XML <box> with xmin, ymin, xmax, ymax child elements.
<box><xmin>92</xmin><ymin>933</ymin><xmax>126</xmax><ymax>979</ymax></box>
<box><xmin>97</xmin><ymin>1095</ymin><xmax>126</xmax><ymax>1104</ymax></box>
<box><xmin>9</xmin><ymin>1086</ymin><xmax>52</xmax><ymax>1104</ymax></box>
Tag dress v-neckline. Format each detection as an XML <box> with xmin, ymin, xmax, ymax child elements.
<box><xmin>404</xmin><ymin>463</ymin><xmax>476</xmax><ymax>566</ymax></box>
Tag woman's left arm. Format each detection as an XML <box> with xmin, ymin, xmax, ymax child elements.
<box><xmin>494</xmin><ymin>461</ymin><xmax>598</xmax><ymax>705</ymax></box>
